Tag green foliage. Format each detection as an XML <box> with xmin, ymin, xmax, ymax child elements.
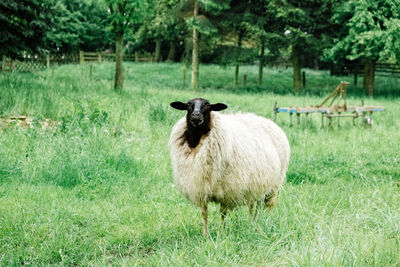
<box><xmin>136</xmin><ymin>0</ymin><xmax>181</xmax><ymax>40</ymax></box>
<box><xmin>44</xmin><ymin>0</ymin><xmax>113</xmax><ymax>53</ymax></box>
<box><xmin>0</xmin><ymin>0</ymin><xmax>50</xmax><ymax>57</ymax></box>
<box><xmin>0</xmin><ymin>0</ymin><xmax>116</xmax><ymax>56</ymax></box>
<box><xmin>266</xmin><ymin>0</ymin><xmax>341</xmax><ymax>64</ymax></box>
<box><xmin>383</xmin><ymin>18</ymin><xmax>400</xmax><ymax>62</ymax></box>
<box><xmin>106</xmin><ymin>0</ymin><xmax>149</xmax><ymax>35</ymax></box>
<box><xmin>0</xmin><ymin>63</ymin><xmax>399</xmax><ymax>265</ymax></box>
<box><xmin>180</xmin><ymin>0</ymin><xmax>230</xmax><ymax>36</ymax></box>
<box><xmin>200</xmin><ymin>0</ymin><xmax>230</xmax><ymax>13</ymax></box>
<box><xmin>325</xmin><ymin>0</ymin><xmax>400</xmax><ymax>63</ymax></box>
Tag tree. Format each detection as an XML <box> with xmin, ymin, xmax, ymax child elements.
<box><xmin>216</xmin><ymin>0</ymin><xmax>282</xmax><ymax>86</ymax></box>
<box><xmin>266</xmin><ymin>0</ymin><xmax>341</xmax><ymax>93</ymax></box>
<box><xmin>325</xmin><ymin>0</ymin><xmax>400</xmax><ymax>96</ymax></box>
<box><xmin>106</xmin><ymin>0</ymin><xmax>147</xmax><ymax>91</ymax></box>
<box><xmin>43</xmin><ymin>0</ymin><xmax>112</xmax><ymax>53</ymax></box>
<box><xmin>240</xmin><ymin>0</ymin><xmax>272</xmax><ymax>86</ymax></box>
<box><xmin>136</xmin><ymin>0</ymin><xmax>182</xmax><ymax>62</ymax></box>
<box><xmin>384</xmin><ymin>18</ymin><xmax>400</xmax><ymax>63</ymax></box>
<box><xmin>216</xmin><ymin>0</ymin><xmax>251</xmax><ymax>86</ymax></box>
<box><xmin>180</xmin><ymin>0</ymin><xmax>230</xmax><ymax>89</ymax></box>
<box><xmin>0</xmin><ymin>0</ymin><xmax>50</xmax><ymax>58</ymax></box>
<box><xmin>191</xmin><ymin>0</ymin><xmax>200</xmax><ymax>89</ymax></box>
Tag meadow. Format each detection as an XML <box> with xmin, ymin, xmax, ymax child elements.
<box><xmin>0</xmin><ymin>62</ymin><xmax>399</xmax><ymax>266</ymax></box>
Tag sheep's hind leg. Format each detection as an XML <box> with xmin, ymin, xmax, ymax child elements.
<box><xmin>253</xmin><ymin>200</ymin><xmax>262</xmax><ymax>221</ymax></box>
<box><xmin>249</xmin><ymin>200</ymin><xmax>262</xmax><ymax>221</ymax></box>
<box><xmin>264</xmin><ymin>191</ymin><xmax>277</xmax><ymax>210</ymax></box>
<box><xmin>220</xmin><ymin>205</ymin><xmax>227</xmax><ymax>226</ymax></box>
<box><xmin>201</xmin><ymin>203</ymin><xmax>208</xmax><ymax>236</ymax></box>
<box><xmin>248</xmin><ymin>201</ymin><xmax>256</xmax><ymax>221</ymax></box>
<box><xmin>249</xmin><ymin>202</ymin><xmax>253</xmax><ymax>216</ymax></box>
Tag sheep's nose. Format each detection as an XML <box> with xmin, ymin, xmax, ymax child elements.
<box><xmin>192</xmin><ymin>112</ymin><xmax>201</xmax><ymax>119</ymax></box>
<box><xmin>190</xmin><ymin>113</ymin><xmax>203</xmax><ymax>126</ymax></box>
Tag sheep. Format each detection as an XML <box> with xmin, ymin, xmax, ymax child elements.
<box><xmin>168</xmin><ymin>98</ymin><xmax>290</xmax><ymax>235</ymax></box>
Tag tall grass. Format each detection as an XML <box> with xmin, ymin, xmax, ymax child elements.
<box><xmin>0</xmin><ymin>62</ymin><xmax>399</xmax><ymax>265</ymax></box>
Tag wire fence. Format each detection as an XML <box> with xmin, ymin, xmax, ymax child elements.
<box><xmin>0</xmin><ymin>51</ymin><xmax>155</xmax><ymax>73</ymax></box>
<box><xmin>1</xmin><ymin>52</ymin><xmax>399</xmax><ymax>80</ymax></box>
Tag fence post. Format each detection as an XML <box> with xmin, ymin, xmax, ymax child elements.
<box><xmin>1</xmin><ymin>56</ymin><xmax>5</xmax><ymax>72</ymax></box>
<box><xmin>89</xmin><ymin>64</ymin><xmax>92</xmax><ymax>80</ymax></box>
<box><xmin>98</xmin><ymin>53</ymin><xmax>102</xmax><ymax>62</ymax></box>
<box><xmin>354</xmin><ymin>72</ymin><xmax>358</xmax><ymax>86</ymax></box>
<box><xmin>135</xmin><ymin>53</ymin><xmax>138</xmax><ymax>62</ymax></box>
<box><xmin>46</xmin><ymin>55</ymin><xmax>50</xmax><ymax>68</ymax></box>
<box><xmin>243</xmin><ymin>74</ymin><xmax>247</xmax><ymax>86</ymax></box>
<box><xmin>80</xmin><ymin>51</ymin><xmax>84</xmax><ymax>64</ymax></box>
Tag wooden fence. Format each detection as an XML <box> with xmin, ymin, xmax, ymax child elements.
<box><xmin>78</xmin><ymin>51</ymin><xmax>154</xmax><ymax>63</ymax></box>
<box><xmin>4</xmin><ymin>53</ymin><xmax>397</xmax><ymax>77</ymax></box>
<box><xmin>347</xmin><ymin>62</ymin><xmax>400</xmax><ymax>86</ymax></box>
<box><xmin>371</xmin><ymin>62</ymin><xmax>400</xmax><ymax>77</ymax></box>
<box><xmin>0</xmin><ymin>51</ymin><xmax>155</xmax><ymax>72</ymax></box>
<box><xmin>333</xmin><ymin>62</ymin><xmax>400</xmax><ymax>78</ymax></box>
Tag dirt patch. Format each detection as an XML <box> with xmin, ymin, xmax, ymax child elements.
<box><xmin>0</xmin><ymin>115</ymin><xmax>60</xmax><ymax>133</ymax></box>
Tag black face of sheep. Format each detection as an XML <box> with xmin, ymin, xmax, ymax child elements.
<box><xmin>170</xmin><ymin>98</ymin><xmax>228</xmax><ymax>149</ymax></box>
<box><xmin>170</xmin><ymin>98</ymin><xmax>227</xmax><ymax>128</ymax></box>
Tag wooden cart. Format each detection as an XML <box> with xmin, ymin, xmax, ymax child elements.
<box><xmin>273</xmin><ymin>82</ymin><xmax>385</xmax><ymax>127</ymax></box>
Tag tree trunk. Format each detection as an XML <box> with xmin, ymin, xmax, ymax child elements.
<box><xmin>258</xmin><ymin>41</ymin><xmax>265</xmax><ymax>86</ymax></box>
<box><xmin>167</xmin><ymin>41</ymin><xmax>176</xmax><ymax>62</ymax></box>
<box><xmin>313</xmin><ymin>58</ymin><xmax>319</xmax><ymax>70</ymax></box>
<box><xmin>234</xmin><ymin>65</ymin><xmax>239</xmax><ymax>86</ymax></box>
<box><xmin>363</xmin><ymin>59</ymin><xmax>376</xmax><ymax>97</ymax></box>
<box><xmin>155</xmin><ymin>38</ymin><xmax>161</xmax><ymax>62</ymax></box>
<box><xmin>292</xmin><ymin>44</ymin><xmax>302</xmax><ymax>93</ymax></box>
<box><xmin>234</xmin><ymin>32</ymin><xmax>243</xmax><ymax>86</ymax></box>
<box><xmin>191</xmin><ymin>0</ymin><xmax>199</xmax><ymax>89</ymax></box>
<box><xmin>114</xmin><ymin>32</ymin><xmax>124</xmax><ymax>91</ymax></box>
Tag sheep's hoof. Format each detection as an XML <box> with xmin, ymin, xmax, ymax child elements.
<box><xmin>264</xmin><ymin>192</ymin><xmax>277</xmax><ymax>210</ymax></box>
<box><xmin>202</xmin><ymin>229</ymin><xmax>208</xmax><ymax>236</ymax></box>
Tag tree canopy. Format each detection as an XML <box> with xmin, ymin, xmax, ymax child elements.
<box><xmin>2</xmin><ymin>0</ymin><xmax>399</xmax><ymax>95</ymax></box>
<box><xmin>325</xmin><ymin>0</ymin><xmax>400</xmax><ymax>95</ymax></box>
<box><xmin>44</xmin><ymin>0</ymin><xmax>112</xmax><ymax>53</ymax></box>
<box><xmin>0</xmin><ymin>0</ymin><xmax>50</xmax><ymax>58</ymax></box>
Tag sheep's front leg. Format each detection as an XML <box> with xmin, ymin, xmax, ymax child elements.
<box><xmin>248</xmin><ymin>201</ymin><xmax>255</xmax><ymax>218</ymax></box>
<box><xmin>249</xmin><ymin>200</ymin><xmax>262</xmax><ymax>221</ymax></box>
<box><xmin>201</xmin><ymin>203</ymin><xmax>208</xmax><ymax>236</ymax></box>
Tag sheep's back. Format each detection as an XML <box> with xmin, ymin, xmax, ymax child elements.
<box><xmin>228</xmin><ymin>113</ymin><xmax>290</xmax><ymax>181</ymax></box>
<box><xmin>218</xmin><ymin>113</ymin><xmax>290</xmax><ymax>201</ymax></box>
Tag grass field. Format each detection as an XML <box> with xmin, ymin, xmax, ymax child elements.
<box><xmin>0</xmin><ymin>62</ymin><xmax>399</xmax><ymax>266</ymax></box>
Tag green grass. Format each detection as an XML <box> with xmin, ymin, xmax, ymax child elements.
<box><xmin>0</xmin><ymin>62</ymin><xmax>399</xmax><ymax>266</ymax></box>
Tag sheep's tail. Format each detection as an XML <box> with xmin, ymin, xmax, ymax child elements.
<box><xmin>264</xmin><ymin>191</ymin><xmax>277</xmax><ymax>210</ymax></box>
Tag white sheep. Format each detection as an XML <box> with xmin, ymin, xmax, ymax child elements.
<box><xmin>169</xmin><ymin>98</ymin><xmax>290</xmax><ymax>235</ymax></box>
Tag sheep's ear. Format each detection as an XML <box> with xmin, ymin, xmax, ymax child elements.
<box><xmin>210</xmin><ymin>103</ymin><xmax>227</xmax><ymax>111</ymax></box>
<box><xmin>170</xmin><ymin>101</ymin><xmax>188</xmax><ymax>110</ymax></box>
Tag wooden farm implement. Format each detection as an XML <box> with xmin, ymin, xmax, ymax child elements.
<box><xmin>273</xmin><ymin>82</ymin><xmax>385</xmax><ymax>127</ymax></box>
